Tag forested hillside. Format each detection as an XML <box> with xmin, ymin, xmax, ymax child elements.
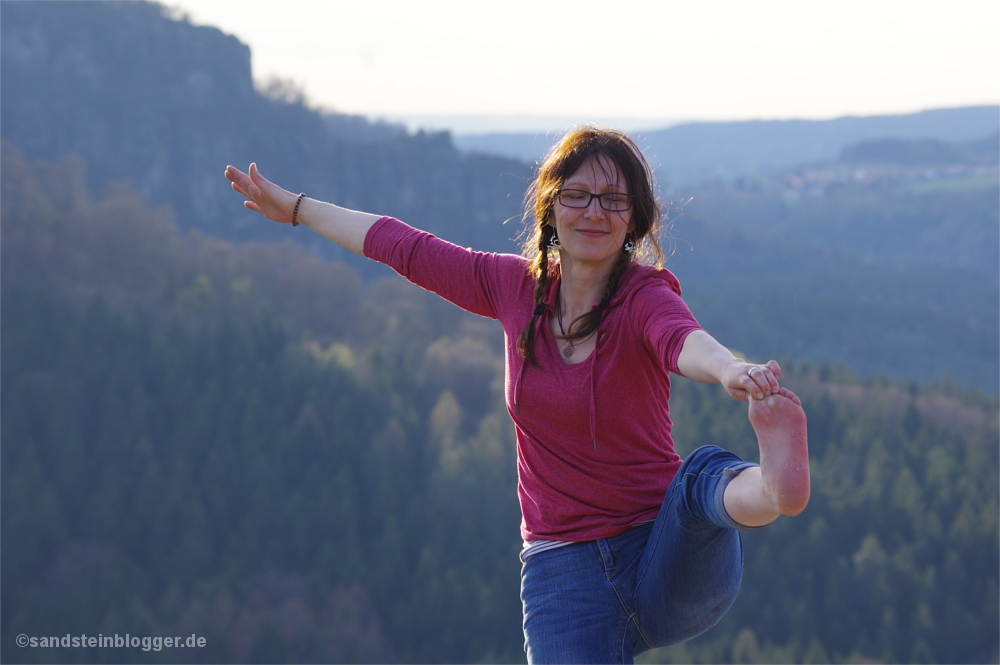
<box><xmin>666</xmin><ymin>145</ymin><xmax>999</xmax><ymax>389</ymax></box>
<box><xmin>3</xmin><ymin>144</ymin><xmax>997</xmax><ymax>664</ymax></box>
<box><xmin>0</xmin><ymin>0</ymin><xmax>531</xmax><ymax>265</ymax></box>
<box><xmin>3</xmin><ymin>1</ymin><xmax>996</xmax><ymax>390</ymax></box>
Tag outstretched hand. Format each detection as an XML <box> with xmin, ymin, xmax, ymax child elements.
<box><xmin>723</xmin><ymin>359</ymin><xmax>781</xmax><ymax>402</ymax></box>
<box><xmin>225</xmin><ymin>163</ymin><xmax>299</xmax><ymax>225</ymax></box>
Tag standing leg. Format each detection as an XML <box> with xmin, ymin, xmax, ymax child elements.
<box><xmin>521</xmin><ymin>542</ymin><xmax>633</xmax><ymax>664</ymax></box>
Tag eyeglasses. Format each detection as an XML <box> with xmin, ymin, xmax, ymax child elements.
<box><xmin>556</xmin><ymin>189</ymin><xmax>633</xmax><ymax>212</ymax></box>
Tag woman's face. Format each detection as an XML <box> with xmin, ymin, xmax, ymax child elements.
<box><xmin>551</xmin><ymin>154</ymin><xmax>633</xmax><ymax>273</ymax></box>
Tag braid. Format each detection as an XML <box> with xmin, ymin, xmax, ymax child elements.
<box><xmin>517</xmin><ymin>232</ymin><xmax>552</xmax><ymax>367</ymax></box>
<box><xmin>535</xmin><ymin>240</ymin><xmax>551</xmax><ymax>304</ymax></box>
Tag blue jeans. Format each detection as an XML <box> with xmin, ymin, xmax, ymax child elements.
<box><xmin>520</xmin><ymin>446</ymin><xmax>758</xmax><ymax>664</ymax></box>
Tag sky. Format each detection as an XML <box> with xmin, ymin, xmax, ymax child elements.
<box><xmin>166</xmin><ymin>0</ymin><xmax>1000</xmax><ymax>134</ymax></box>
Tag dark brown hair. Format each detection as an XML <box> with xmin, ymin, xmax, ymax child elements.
<box><xmin>517</xmin><ymin>126</ymin><xmax>664</xmax><ymax>366</ymax></box>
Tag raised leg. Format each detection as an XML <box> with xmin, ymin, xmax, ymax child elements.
<box><xmin>723</xmin><ymin>388</ymin><xmax>810</xmax><ymax>527</ymax></box>
<box><xmin>633</xmin><ymin>446</ymin><xmax>750</xmax><ymax>651</ymax></box>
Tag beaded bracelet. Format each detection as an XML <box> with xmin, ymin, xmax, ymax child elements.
<box><xmin>291</xmin><ymin>192</ymin><xmax>306</xmax><ymax>226</ymax></box>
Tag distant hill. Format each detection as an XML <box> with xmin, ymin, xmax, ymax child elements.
<box><xmin>455</xmin><ymin>107</ymin><xmax>1000</xmax><ymax>185</ymax></box>
<box><xmin>840</xmin><ymin>132</ymin><xmax>1000</xmax><ymax>166</ymax></box>
<box><xmin>1</xmin><ymin>0</ymin><xmax>995</xmax><ymax>389</ymax></box>
<box><xmin>0</xmin><ymin>0</ymin><xmax>531</xmax><ymax>269</ymax></box>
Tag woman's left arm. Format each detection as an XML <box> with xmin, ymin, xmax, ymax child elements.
<box><xmin>677</xmin><ymin>330</ymin><xmax>780</xmax><ymax>402</ymax></box>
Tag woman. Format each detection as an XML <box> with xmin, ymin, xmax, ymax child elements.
<box><xmin>225</xmin><ymin>127</ymin><xmax>809</xmax><ymax>664</ymax></box>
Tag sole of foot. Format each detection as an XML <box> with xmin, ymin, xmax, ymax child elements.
<box><xmin>748</xmin><ymin>387</ymin><xmax>810</xmax><ymax>516</ymax></box>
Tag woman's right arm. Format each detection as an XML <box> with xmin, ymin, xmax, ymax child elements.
<box><xmin>226</xmin><ymin>162</ymin><xmax>524</xmax><ymax>321</ymax></box>
<box><xmin>225</xmin><ymin>163</ymin><xmax>381</xmax><ymax>255</ymax></box>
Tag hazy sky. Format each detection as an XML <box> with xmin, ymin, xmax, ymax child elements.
<box><xmin>167</xmin><ymin>0</ymin><xmax>999</xmax><ymax>133</ymax></box>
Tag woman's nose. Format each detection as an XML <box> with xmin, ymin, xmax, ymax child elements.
<box><xmin>583</xmin><ymin>196</ymin><xmax>605</xmax><ymax>217</ymax></box>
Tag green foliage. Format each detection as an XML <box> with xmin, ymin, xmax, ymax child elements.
<box><xmin>1</xmin><ymin>146</ymin><xmax>522</xmax><ymax>663</ymax></box>
<box><xmin>643</xmin><ymin>365</ymin><xmax>1000</xmax><ymax>664</ymax></box>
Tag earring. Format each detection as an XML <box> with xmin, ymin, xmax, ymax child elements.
<box><xmin>547</xmin><ymin>230</ymin><xmax>562</xmax><ymax>249</ymax></box>
<box><xmin>623</xmin><ymin>235</ymin><xmax>635</xmax><ymax>254</ymax></box>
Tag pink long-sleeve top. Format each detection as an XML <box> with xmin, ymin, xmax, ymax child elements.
<box><xmin>365</xmin><ymin>217</ymin><xmax>702</xmax><ymax>542</ymax></box>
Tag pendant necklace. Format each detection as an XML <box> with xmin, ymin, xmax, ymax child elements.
<box><xmin>556</xmin><ymin>295</ymin><xmax>574</xmax><ymax>358</ymax></box>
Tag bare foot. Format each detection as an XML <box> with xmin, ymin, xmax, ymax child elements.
<box><xmin>748</xmin><ymin>388</ymin><xmax>810</xmax><ymax>516</ymax></box>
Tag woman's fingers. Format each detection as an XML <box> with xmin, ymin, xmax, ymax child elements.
<box><xmin>247</xmin><ymin>163</ymin><xmax>264</xmax><ymax>196</ymax></box>
<box><xmin>225</xmin><ymin>165</ymin><xmax>253</xmax><ymax>199</ymax></box>
<box><xmin>743</xmin><ymin>360</ymin><xmax>781</xmax><ymax>401</ymax></box>
<box><xmin>758</xmin><ymin>360</ymin><xmax>780</xmax><ymax>393</ymax></box>
<box><xmin>742</xmin><ymin>369</ymin><xmax>766</xmax><ymax>401</ymax></box>
<box><xmin>225</xmin><ymin>167</ymin><xmax>262</xmax><ymax>213</ymax></box>
<box><xmin>226</xmin><ymin>164</ymin><xmax>270</xmax><ymax>200</ymax></box>
<box><xmin>226</xmin><ymin>164</ymin><xmax>294</xmax><ymax>222</ymax></box>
